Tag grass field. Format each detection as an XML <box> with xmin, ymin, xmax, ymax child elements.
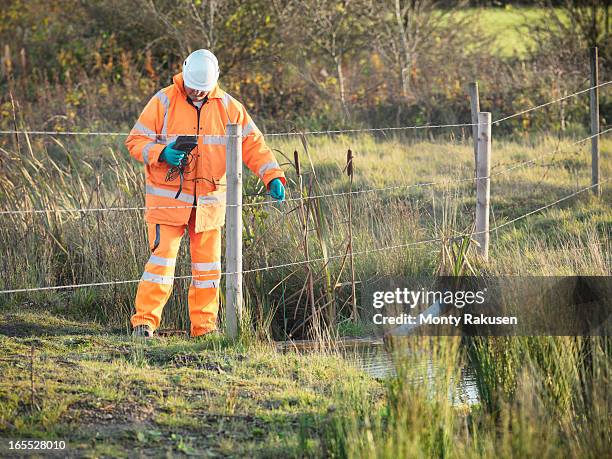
<box><xmin>462</xmin><ymin>6</ymin><xmax>568</xmax><ymax>58</ymax></box>
<box><xmin>0</xmin><ymin>1</ymin><xmax>610</xmax><ymax>455</ymax></box>
<box><xmin>0</xmin><ymin>313</ymin><xmax>608</xmax><ymax>457</ymax></box>
<box><xmin>0</xmin><ymin>126</ymin><xmax>610</xmax><ymax>456</ymax></box>
<box><xmin>0</xmin><ymin>311</ymin><xmax>383</xmax><ymax>457</ymax></box>
<box><xmin>0</xmin><ymin>127</ymin><xmax>609</xmax><ymax>331</ymax></box>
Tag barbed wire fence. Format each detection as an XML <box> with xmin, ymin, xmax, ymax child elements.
<box><xmin>0</xmin><ymin>80</ymin><xmax>609</xmax><ymax>139</ymax></box>
<box><xmin>1</xmin><ymin>127</ymin><xmax>607</xmax><ymax>218</ymax></box>
<box><xmin>0</xmin><ymin>74</ymin><xmax>609</xmax><ymax>338</ymax></box>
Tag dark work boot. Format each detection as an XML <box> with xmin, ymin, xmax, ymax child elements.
<box><xmin>132</xmin><ymin>324</ymin><xmax>154</xmax><ymax>338</ymax></box>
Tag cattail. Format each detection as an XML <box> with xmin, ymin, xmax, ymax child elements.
<box><xmin>19</xmin><ymin>48</ymin><xmax>26</xmax><ymax>72</ymax></box>
<box><xmin>2</xmin><ymin>44</ymin><xmax>12</xmax><ymax>76</ymax></box>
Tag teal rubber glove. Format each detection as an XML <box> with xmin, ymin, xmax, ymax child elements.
<box><xmin>159</xmin><ymin>141</ymin><xmax>186</xmax><ymax>166</ymax></box>
<box><xmin>268</xmin><ymin>178</ymin><xmax>285</xmax><ymax>202</ymax></box>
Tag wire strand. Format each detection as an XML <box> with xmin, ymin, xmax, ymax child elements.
<box><xmin>493</xmin><ymin>80</ymin><xmax>611</xmax><ymax>125</ymax></box>
<box><xmin>0</xmin><ymin>122</ymin><xmax>476</xmax><ymax>138</ymax></box>
<box><xmin>490</xmin><ymin>180</ymin><xmax>608</xmax><ymax>231</ymax></box>
<box><xmin>0</xmin><ymin>81</ymin><xmax>608</xmax><ymax>138</ymax></box>
<box><xmin>489</xmin><ymin>127</ymin><xmax>611</xmax><ymax>177</ymax></box>
<box><xmin>1</xmin><ymin>127</ymin><xmax>608</xmax><ymax>216</ymax></box>
<box><xmin>0</xmin><ymin>179</ymin><xmax>606</xmax><ymax>294</ymax></box>
<box><xmin>263</xmin><ymin>122</ymin><xmax>476</xmax><ymax>137</ymax></box>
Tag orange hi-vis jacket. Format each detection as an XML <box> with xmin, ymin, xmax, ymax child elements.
<box><xmin>126</xmin><ymin>72</ymin><xmax>286</xmax><ymax>232</ymax></box>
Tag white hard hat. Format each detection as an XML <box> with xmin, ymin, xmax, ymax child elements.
<box><xmin>182</xmin><ymin>49</ymin><xmax>219</xmax><ymax>91</ymax></box>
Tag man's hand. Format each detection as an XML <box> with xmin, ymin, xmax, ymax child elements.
<box><xmin>159</xmin><ymin>141</ymin><xmax>186</xmax><ymax>166</ymax></box>
<box><xmin>268</xmin><ymin>178</ymin><xmax>285</xmax><ymax>202</ymax></box>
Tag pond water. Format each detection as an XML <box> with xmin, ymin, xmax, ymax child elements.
<box><xmin>278</xmin><ymin>338</ymin><xmax>480</xmax><ymax>406</ymax></box>
<box><xmin>348</xmin><ymin>340</ymin><xmax>480</xmax><ymax>406</ymax></box>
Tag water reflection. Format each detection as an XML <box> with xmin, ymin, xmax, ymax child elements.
<box><xmin>276</xmin><ymin>338</ymin><xmax>480</xmax><ymax>405</ymax></box>
<box><xmin>343</xmin><ymin>342</ymin><xmax>480</xmax><ymax>406</ymax></box>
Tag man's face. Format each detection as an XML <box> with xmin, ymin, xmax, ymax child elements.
<box><xmin>185</xmin><ymin>84</ymin><xmax>209</xmax><ymax>102</ymax></box>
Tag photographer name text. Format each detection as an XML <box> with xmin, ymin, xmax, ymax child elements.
<box><xmin>372</xmin><ymin>313</ymin><xmax>517</xmax><ymax>326</ymax></box>
<box><xmin>371</xmin><ymin>288</ymin><xmax>517</xmax><ymax>326</ymax></box>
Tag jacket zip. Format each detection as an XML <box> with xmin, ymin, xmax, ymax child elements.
<box><xmin>187</xmin><ymin>96</ymin><xmax>206</xmax><ymax>205</ymax></box>
<box><xmin>195</xmin><ymin>105</ymin><xmax>201</xmax><ymax>206</ymax></box>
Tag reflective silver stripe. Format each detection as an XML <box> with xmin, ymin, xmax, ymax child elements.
<box><xmin>191</xmin><ymin>279</ymin><xmax>218</xmax><ymax>289</ymax></box>
<box><xmin>161</xmin><ymin>135</ymin><xmax>178</xmax><ymax>145</ymax></box>
<box><xmin>132</xmin><ymin>121</ymin><xmax>156</xmax><ymax>139</ymax></box>
<box><xmin>258</xmin><ymin>162</ymin><xmax>279</xmax><ymax>177</ymax></box>
<box><xmin>155</xmin><ymin>90</ymin><xmax>170</xmax><ymax>141</ymax></box>
<box><xmin>146</xmin><ymin>184</ymin><xmax>194</xmax><ymax>204</ymax></box>
<box><xmin>142</xmin><ymin>142</ymin><xmax>157</xmax><ymax>165</ymax></box>
<box><xmin>192</xmin><ymin>261</ymin><xmax>221</xmax><ymax>271</ymax></box>
<box><xmin>141</xmin><ymin>272</ymin><xmax>174</xmax><ymax>285</ymax></box>
<box><xmin>222</xmin><ymin>93</ymin><xmax>232</xmax><ymax>109</ymax></box>
<box><xmin>148</xmin><ymin>255</ymin><xmax>176</xmax><ymax>267</ymax></box>
<box><xmin>220</xmin><ymin>92</ymin><xmax>238</xmax><ymax>125</ymax></box>
<box><xmin>203</xmin><ymin>135</ymin><xmax>227</xmax><ymax>145</ymax></box>
<box><xmin>242</xmin><ymin>120</ymin><xmax>257</xmax><ymax>137</ymax></box>
<box><xmin>155</xmin><ymin>90</ymin><xmax>170</xmax><ymax>109</ymax></box>
<box><xmin>161</xmin><ymin>111</ymin><xmax>168</xmax><ymax>141</ymax></box>
<box><xmin>198</xmin><ymin>194</ymin><xmax>226</xmax><ymax>205</ymax></box>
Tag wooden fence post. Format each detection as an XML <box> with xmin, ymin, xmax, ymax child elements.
<box><xmin>346</xmin><ymin>149</ymin><xmax>357</xmax><ymax>320</ymax></box>
<box><xmin>225</xmin><ymin>123</ymin><xmax>243</xmax><ymax>339</ymax></box>
<box><xmin>468</xmin><ymin>82</ymin><xmax>480</xmax><ymax>176</ymax></box>
<box><xmin>475</xmin><ymin>112</ymin><xmax>491</xmax><ymax>262</ymax></box>
<box><xmin>590</xmin><ymin>47</ymin><xmax>601</xmax><ymax>196</ymax></box>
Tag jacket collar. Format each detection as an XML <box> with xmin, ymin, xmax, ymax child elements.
<box><xmin>172</xmin><ymin>72</ymin><xmax>224</xmax><ymax>99</ymax></box>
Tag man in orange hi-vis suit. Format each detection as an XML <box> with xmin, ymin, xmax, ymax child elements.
<box><xmin>126</xmin><ymin>49</ymin><xmax>286</xmax><ymax>338</ymax></box>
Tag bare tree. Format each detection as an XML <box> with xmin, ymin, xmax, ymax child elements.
<box><xmin>370</xmin><ymin>0</ymin><xmax>484</xmax><ymax>124</ymax></box>
<box><xmin>136</xmin><ymin>0</ymin><xmax>282</xmax><ymax>77</ymax></box>
<box><xmin>373</xmin><ymin>0</ymin><xmax>474</xmax><ymax>97</ymax></box>
<box><xmin>521</xmin><ymin>1</ymin><xmax>611</xmax><ymax>130</ymax></box>
<box><xmin>274</xmin><ymin>0</ymin><xmax>372</xmax><ymax>120</ymax></box>
<box><xmin>527</xmin><ymin>0</ymin><xmax>611</xmax><ymax>77</ymax></box>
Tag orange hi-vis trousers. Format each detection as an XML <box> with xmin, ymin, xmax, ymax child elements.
<box><xmin>131</xmin><ymin>209</ymin><xmax>221</xmax><ymax>336</ymax></box>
